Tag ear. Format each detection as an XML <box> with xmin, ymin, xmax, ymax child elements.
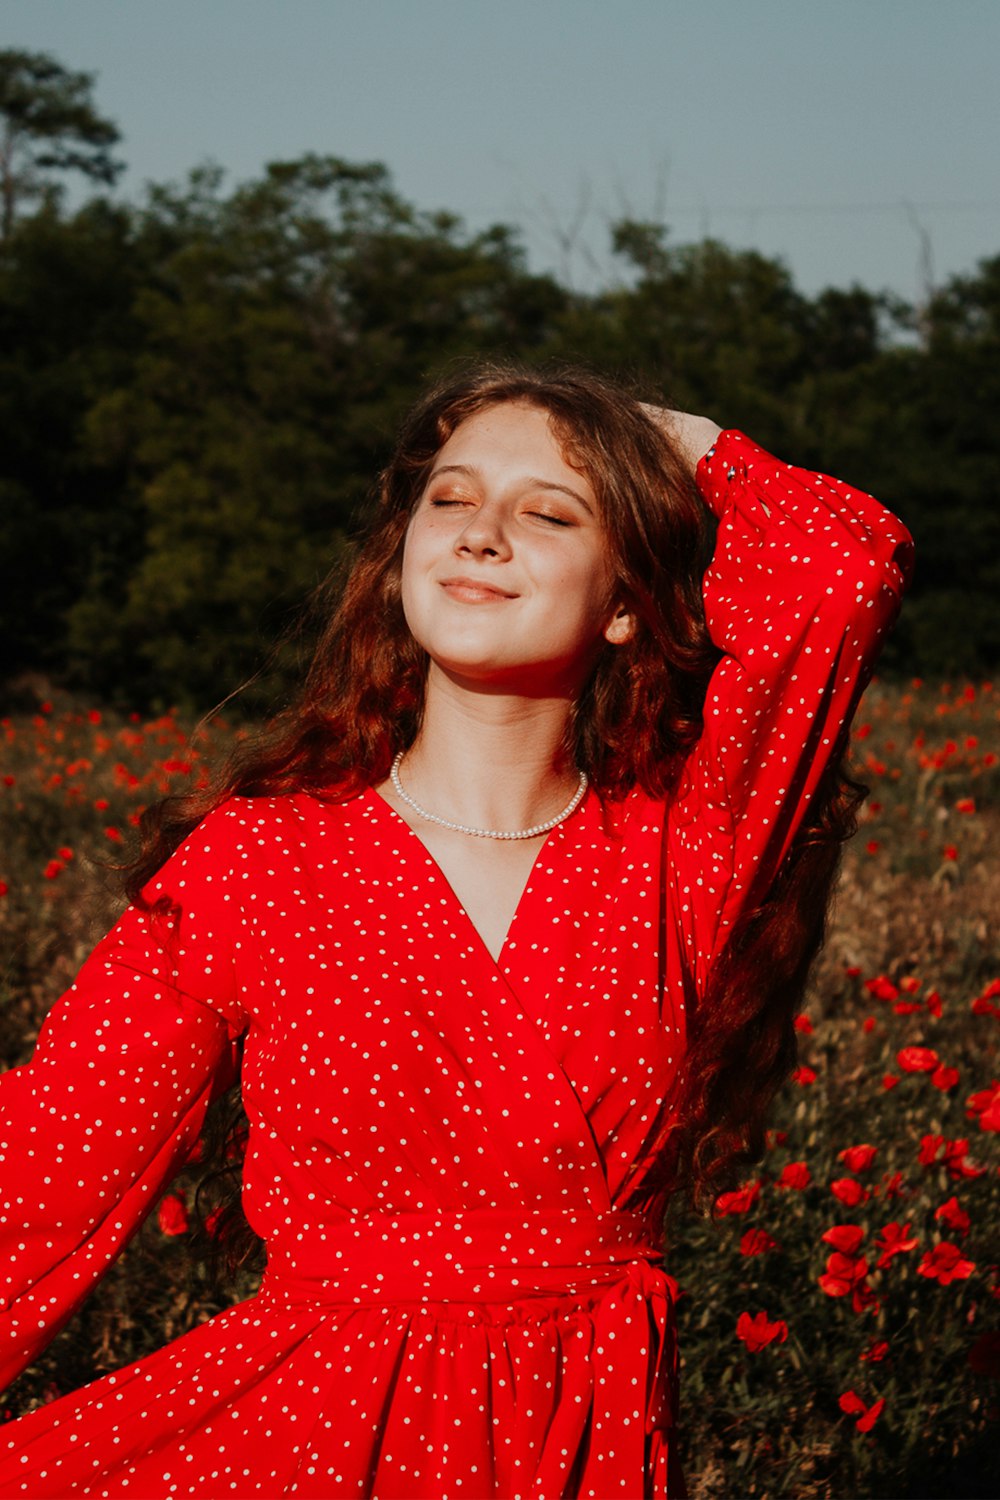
<box><xmin>603</xmin><ymin>603</ymin><xmax>635</xmax><ymax>646</ymax></box>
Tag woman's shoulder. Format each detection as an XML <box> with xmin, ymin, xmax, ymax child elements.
<box><xmin>157</xmin><ymin>791</ymin><xmax>374</xmax><ymax>895</ymax></box>
<box><xmin>203</xmin><ymin>787</ymin><xmax>370</xmax><ymax>841</ymax></box>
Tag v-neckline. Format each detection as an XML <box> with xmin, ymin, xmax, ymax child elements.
<box><xmin>364</xmin><ymin>784</ymin><xmax>590</xmax><ymax>970</ymax></box>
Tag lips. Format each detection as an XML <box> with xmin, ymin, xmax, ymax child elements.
<box><xmin>438</xmin><ymin>576</ymin><xmax>518</xmax><ymax>601</ymax></box>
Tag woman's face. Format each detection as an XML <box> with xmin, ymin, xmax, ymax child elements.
<box><xmin>401</xmin><ymin>401</ymin><xmax>632</xmax><ymax>693</ymax></box>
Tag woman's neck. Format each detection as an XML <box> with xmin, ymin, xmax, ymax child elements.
<box><xmin>397</xmin><ymin>672</ymin><xmax>580</xmax><ymax>833</ymax></box>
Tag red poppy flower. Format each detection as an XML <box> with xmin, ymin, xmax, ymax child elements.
<box><xmin>860</xmin><ymin>1340</ymin><xmax>890</xmax><ymax>1364</ymax></box>
<box><xmin>157</xmin><ymin>1192</ymin><xmax>190</xmax><ymax>1236</ymax></box>
<box><xmin>878</xmin><ymin>1171</ymin><xmax>907</xmax><ymax>1200</ymax></box>
<box><xmin>0</xmin><ymin>880</ymin><xmax>8</xmax><ymax>898</ymax></box>
<box><xmin>740</xmin><ymin>1228</ymin><xmax>779</xmax><ymax>1257</ymax></box>
<box><xmin>736</xmin><ymin>1311</ymin><xmax>788</xmax><ymax>1352</ymax></box>
<box><xmin>931</xmin><ymin>1065</ymin><xmax>960</xmax><ymax>1091</ymax></box>
<box><xmin>926</xmin><ymin>990</ymin><xmax>943</xmax><ymax>1017</ymax></box>
<box><xmin>865</xmin><ymin>975</ymin><xmax>899</xmax><ymax>1003</ymax></box>
<box><xmin>839</xmin><ymin>1145</ymin><xmax>877</xmax><ymax>1174</ymax></box>
<box><xmin>56</xmin><ymin>846</ymin><xmax>73</xmax><ymax>862</ymax></box>
<box><xmin>955</xmin><ymin>797</ymin><xmax>975</xmax><ymax>813</ymax></box>
<box><xmin>863</xmin><ymin>1017</ymin><xmax>877</xmax><ymax>1034</ymax></box>
<box><xmin>882</xmin><ymin>1074</ymin><xmax>899</xmax><ymax>1090</ymax></box>
<box><xmin>943</xmin><ymin>1139</ymin><xmax>987</xmax><ymax>1179</ymax></box>
<box><xmin>831</xmin><ymin>1178</ymin><xmax>869</xmax><ymax>1207</ymax></box>
<box><xmin>845</xmin><ymin>965</ymin><xmax>862</xmax><ymax>979</ymax></box>
<box><xmin>851</xmin><ymin>1282</ymin><xmax>881</xmax><ymax>1316</ymax></box>
<box><xmin>865</xmin><ymin>840</ymin><xmax>880</xmax><ymax>855</ymax></box>
<box><xmin>898</xmin><ymin>1046</ymin><xmax>939</xmax><ymax>1073</ymax></box>
<box><xmin>899</xmin><ymin>976</ymin><xmax>922</xmax><ymax>994</ymax></box>
<box><xmin>917</xmin><ymin>1242</ymin><xmax>976</xmax><ymax>1284</ymax></box>
<box><xmin>205</xmin><ymin>1205</ymin><xmax>226</xmax><ymax>1238</ymax></box>
<box><xmin>777</xmin><ymin>1162</ymin><xmax>811</xmax><ymax>1190</ymax></box>
<box><xmin>161</xmin><ymin>757</ymin><xmax>193</xmax><ymax>776</ymax></box>
<box><xmin>821</xmin><ymin>1225</ymin><xmax>864</xmax><ymax>1254</ymax></box>
<box><xmin>935</xmin><ymin>1197</ymin><xmax>970</xmax><ymax>1236</ymax></box>
<box><xmin>919</xmin><ymin>1133</ymin><xmax>945</xmax><ymax>1165</ymax></box>
<box><xmin>792</xmin><ymin>1065</ymin><xmax>817</xmax><ymax>1086</ymax></box>
<box><xmin>87</xmin><ymin>709</ymin><xmax>102</xmax><ymax>725</ymax></box>
<box><xmin>793</xmin><ymin>1014</ymin><xmax>814</xmax><ymax>1034</ymax></box>
<box><xmin>42</xmin><ymin>859</ymin><xmax>63</xmax><ymax>880</ymax></box>
<box><xmin>104</xmin><ymin>826</ymin><xmax>122</xmax><ymax>842</ymax></box>
<box><xmin>893</xmin><ymin>1000</ymin><xmax>923</xmax><ymax>1016</ymax></box>
<box><xmin>875</xmin><ymin>1221</ymin><xmax>918</xmax><ymax>1269</ymax></box>
<box><xmin>715</xmin><ymin>1181</ymin><xmax>761</xmax><ymax>1215</ymax></box>
<box><xmin>839</xmin><ymin>1391</ymin><xmax>885</xmax><ymax>1432</ymax></box>
<box><xmin>942</xmin><ymin>845</ymin><xmax>958</xmax><ymax>861</ymax></box>
<box><xmin>819</xmin><ymin>1249</ymin><xmax>870</xmax><ymax>1298</ymax></box>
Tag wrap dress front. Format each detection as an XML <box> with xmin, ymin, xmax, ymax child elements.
<box><xmin>0</xmin><ymin>432</ymin><xmax>915</xmax><ymax>1498</ymax></box>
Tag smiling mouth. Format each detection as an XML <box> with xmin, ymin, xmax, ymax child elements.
<box><xmin>439</xmin><ymin>578</ymin><xmax>518</xmax><ymax>602</ymax></box>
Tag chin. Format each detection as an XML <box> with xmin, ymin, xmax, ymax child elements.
<box><xmin>430</xmin><ymin>651</ymin><xmax>583</xmax><ymax>695</ymax></box>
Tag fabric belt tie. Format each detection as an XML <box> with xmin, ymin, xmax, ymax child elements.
<box><xmin>259</xmin><ymin>1207</ymin><xmax>679</xmax><ymax>1438</ymax></box>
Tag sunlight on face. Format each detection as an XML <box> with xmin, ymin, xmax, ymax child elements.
<box><xmin>401</xmin><ymin>402</ymin><xmax>631</xmax><ymax>694</ymax></box>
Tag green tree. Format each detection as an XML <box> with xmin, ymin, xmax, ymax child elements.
<box><xmin>69</xmin><ymin>156</ymin><xmax>567</xmax><ymax>709</ymax></box>
<box><xmin>0</xmin><ymin>49</ymin><xmax>123</xmax><ymax>239</ymax></box>
<box><xmin>551</xmin><ymin>224</ymin><xmax>815</xmax><ymax>451</ymax></box>
<box><xmin>0</xmin><ymin>197</ymin><xmax>145</xmax><ymax>682</ymax></box>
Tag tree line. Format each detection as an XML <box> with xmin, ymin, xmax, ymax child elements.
<box><xmin>1</xmin><ymin>49</ymin><xmax>997</xmax><ymax>714</ymax></box>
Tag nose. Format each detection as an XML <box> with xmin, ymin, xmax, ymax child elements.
<box><xmin>454</xmin><ymin>501</ymin><xmax>512</xmax><ymax>560</ymax></box>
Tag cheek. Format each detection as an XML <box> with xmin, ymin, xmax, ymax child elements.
<box><xmin>399</xmin><ymin>531</ymin><xmax>422</xmax><ymax>625</ymax></box>
<box><xmin>548</xmin><ymin>553</ymin><xmax>614</xmax><ymax>626</ymax></box>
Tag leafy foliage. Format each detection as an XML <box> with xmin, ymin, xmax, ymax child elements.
<box><xmin>0</xmin><ymin>50</ymin><xmax>997</xmax><ymax>711</ymax></box>
<box><xmin>0</xmin><ymin>49</ymin><xmax>122</xmax><ymax>237</ymax></box>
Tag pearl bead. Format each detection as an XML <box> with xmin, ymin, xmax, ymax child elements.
<box><xmin>390</xmin><ymin>753</ymin><xmax>588</xmax><ymax>840</ymax></box>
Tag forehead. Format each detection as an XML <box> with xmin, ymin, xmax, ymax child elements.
<box><xmin>434</xmin><ymin>401</ymin><xmax>585</xmax><ymax>484</ymax></box>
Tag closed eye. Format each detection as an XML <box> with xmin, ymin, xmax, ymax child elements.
<box><xmin>428</xmin><ymin>498</ymin><xmax>572</xmax><ymax>527</ymax></box>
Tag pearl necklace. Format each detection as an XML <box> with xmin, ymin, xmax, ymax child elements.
<box><xmin>390</xmin><ymin>752</ymin><xmax>588</xmax><ymax>840</ymax></box>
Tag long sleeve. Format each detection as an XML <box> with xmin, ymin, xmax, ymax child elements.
<box><xmin>0</xmin><ymin>801</ymin><xmax>251</xmax><ymax>1392</ymax></box>
<box><xmin>673</xmin><ymin>429</ymin><xmax>915</xmax><ymax>979</ymax></box>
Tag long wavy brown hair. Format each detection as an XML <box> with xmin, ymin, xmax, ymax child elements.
<box><xmin>124</xmin><ymin>360</ymin><xmax>867</xmax><ymax>1279</ymax></box>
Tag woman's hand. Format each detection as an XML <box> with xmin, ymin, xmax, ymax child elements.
<box><xmin>641</xmin><ymin>404</ymin><xmax>723</xmax><ymax>474</ymax></box>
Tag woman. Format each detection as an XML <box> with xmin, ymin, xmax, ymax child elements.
<box><xmin>0</xmin><ymin>363</ymin><xmax>914</xmax><ymax>1497</ymax></box>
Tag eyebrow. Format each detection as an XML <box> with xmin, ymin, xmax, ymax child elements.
<box><xmin>427</xmin><ymin>464</ymin><xmax>594</xmax><ymax>515</ymax></box>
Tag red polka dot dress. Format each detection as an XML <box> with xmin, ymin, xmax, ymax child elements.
<box><xmin>0</xmin><ymin>433</ymin><xmax>914</xmax><ymax>1498</ymax></box>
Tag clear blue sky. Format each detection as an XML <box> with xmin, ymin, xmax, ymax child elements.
<box><xmin>6</xmin><ymin>0</ymin><xmax>999</xmax><ymax>301</ymax></box>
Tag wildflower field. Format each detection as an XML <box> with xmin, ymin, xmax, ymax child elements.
<box><xmin>0</xmin><ymin>680</ymin><xmax>997</xmax><ymax>1498</ymax></box>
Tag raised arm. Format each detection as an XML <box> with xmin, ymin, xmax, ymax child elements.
<box><xmin>0</xmin><ymin>802</ymin><xmax>250</xmax><ymax>1392</ymax></box>
<box><xmin>655</xmin><ymin>420</ymin><xmax>915</xmax><ymax>981</ymax></box>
